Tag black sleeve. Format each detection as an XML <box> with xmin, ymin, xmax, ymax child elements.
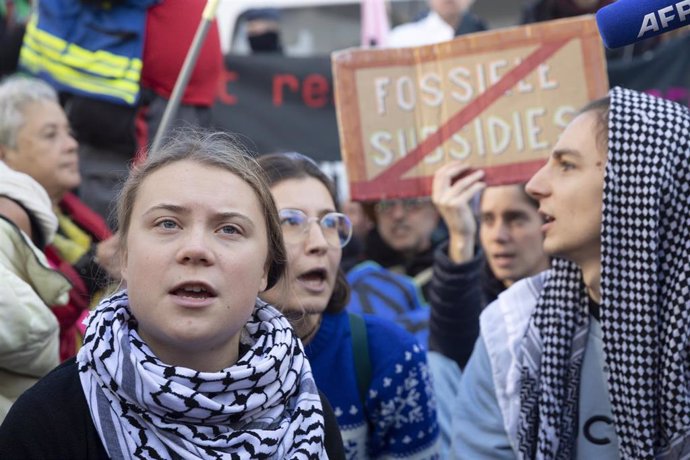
<box><xmin>319</xmin><ymin>391</ymin><xmax>346</xmax><ymax>460</ymax></box>
<box><xmin>0</xmin><ymin>359</ymin><xmax>108</xmax><ymax>459</ymax></box>
<box><xmin>427</xmin><ymin>241</ymin><xmax>485</xmax><ymax>370</ymax></box>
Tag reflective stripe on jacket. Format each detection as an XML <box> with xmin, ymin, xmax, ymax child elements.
<box><xmin>19</xmin><ymin>0</ymin><xmax>157</xmax><ymax>105</ymax></box>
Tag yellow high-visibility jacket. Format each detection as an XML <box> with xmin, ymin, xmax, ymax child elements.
<box><xmin>20</xmin><ymin>0</ymin><xmax>159</xmax><ymax>106</ymax></box>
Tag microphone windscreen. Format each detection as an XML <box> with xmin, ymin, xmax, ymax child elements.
<box><xmin>596</xmin><ymin>0</ymin><xmax>690</xmax><ymax>48</ymax></box>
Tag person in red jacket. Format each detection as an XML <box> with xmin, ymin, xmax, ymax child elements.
<box><xmin>136</xmin><ymin>0</ymin><xmax>223</xmax><ymax>155</ymax></box>
<box><xmin>0</xmin><ymin>76</ymin><xmax>120</xmax><ymax>361</ymax></box>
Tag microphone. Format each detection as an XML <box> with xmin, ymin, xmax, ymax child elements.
<box><xmin>596</xmin><ymin>0</ymin><xmax>690</xmax><ymax>48</ymax></box>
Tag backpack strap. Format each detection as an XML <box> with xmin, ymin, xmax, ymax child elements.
<box><xmin>413</xmin><ymin>266</ymin><xmax>433</xmax><ymax>293</ymax></box>
<box><xmin>348</xmin><ymin>312</ymin><xmax>372</xmax><ymax>407</ymax></box>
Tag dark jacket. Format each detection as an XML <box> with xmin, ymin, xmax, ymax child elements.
<box><xmin>0</xmin><ymin>358</ymin><xmax>346</xmax><ymax>459</ymax></box>
<box><xmin>455</xmin><ymin>11</ymin><xmax>488</xmax><ymax>36</ymax></box>
<box><xmin>427</xmin><ymin>241</ymin><xmax>486</xmax><ymax>369</ymax></box>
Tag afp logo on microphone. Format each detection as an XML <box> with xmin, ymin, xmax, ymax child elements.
<box><xmin>596</xmin><ymin>0</ymin><xmax>690</xmax><ymax>48</ymax></box>
<box><xmin>638</xmin><ymin>0</ymin><xmax>690</xmax><ymax>38</ymax></box>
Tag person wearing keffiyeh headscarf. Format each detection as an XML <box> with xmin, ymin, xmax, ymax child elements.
<box><xmin>449</xmin><ymin>86</ymin><xmax>690</xmax><ymax>459</ymax></box>
<box><xmin>0</xmin><ymin>131</ymin><xmax>345</xmax><ymax>459</ymax></box>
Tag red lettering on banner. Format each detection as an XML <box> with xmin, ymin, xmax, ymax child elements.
<box><xmin>217</xmin><ymin>70</ymin><xmax>239</xmax><ymax>105</ymax></box>
<box><xmin>302</xmin><ymin>74</ymin><xmax>330</xmax><ymax>108</ymax></box>
<box><xmin>273</xmin><ymin>74</ymin><xmax>300</xmax><ymax>106</ymax></box>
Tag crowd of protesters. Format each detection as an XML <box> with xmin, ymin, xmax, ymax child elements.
<box><xmin>0</xmin><ymin>0</ymin><xmax>689</xmax><ymax>458</ymax></box>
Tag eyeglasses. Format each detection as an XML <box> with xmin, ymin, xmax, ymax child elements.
<box><xmin>279</xmin><ymin>208</ymin><xmax>353</xmax><ymax>248</ymax></box>
<box><xmin>374</xmin><ymin>197</ymin><xmax>432</xmax><ymax>216</ymax></box>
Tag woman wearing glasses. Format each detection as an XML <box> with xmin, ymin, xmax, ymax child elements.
<box><xmin>258</xmin><ymin>153</ymin><xmax>440</xmax><ymax>460</ymax></box>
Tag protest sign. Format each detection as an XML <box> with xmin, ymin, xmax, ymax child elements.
<box><xmin>331</xmin><ymin>15</ymin><xmax>608</xmax><ymax>201</ymax></box>
<box><xmin>210</xmin><ymin>34</ymin><xmax>690</xmax><ymax>166</ymax></box>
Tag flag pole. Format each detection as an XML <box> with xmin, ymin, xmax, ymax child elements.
<box><xmin>149</xmin><ymin>0</ymin><xmax>221</xmax><ymax>157</ymax></box>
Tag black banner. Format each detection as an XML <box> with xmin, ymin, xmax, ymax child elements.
<box><xmin>607</xmin><ymin>34</ymin><xmax>690</xmax><ymax>109</ymax></box>
<box><xmin>212</xmin><ymin>34</ymin><xmax>690</xmax><ymax>163</ymax></box>
<box><xmin>212</xmin><ymin>54</ymin><xmax>339</xmax><ymax>162</ymax></box>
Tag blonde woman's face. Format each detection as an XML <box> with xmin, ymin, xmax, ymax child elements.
<box><xmin>121</xmin><ymin>160</ymin><xmax>269</xmax><ymax>370</ymax></box>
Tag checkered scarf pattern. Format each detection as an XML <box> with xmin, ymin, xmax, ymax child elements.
<box><xmin>517</xmin><ymin>87</ymin><xmax>690</xmax><ymax>459</ymax></box>
<box><xmin>77</xmin><ymin>290</ymin><xmax>327</xmax><ymax>459</ymax></box>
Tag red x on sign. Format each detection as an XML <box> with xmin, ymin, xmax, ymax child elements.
<box><xmin>332</xmin><ymin>16</ymin><xmax>608</xmax><ymax>201</ymax></box>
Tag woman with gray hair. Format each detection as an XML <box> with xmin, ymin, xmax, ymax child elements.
<box><xmin>0</xmin><ymin>76</ymin><xmax>119</xmax><ymax>362</ymax></box>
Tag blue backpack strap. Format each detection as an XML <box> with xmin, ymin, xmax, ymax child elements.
<box><xmin>348</xmin><ymin>312</ymin><xmax>372</xmax><ymax>407</ymax></box>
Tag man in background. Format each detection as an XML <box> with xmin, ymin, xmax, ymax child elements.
<box><xmin>384</xmin><ymin>0</ymin><xmax>486</xmax><ymax>47</ymax></box>
<box><xmin>362</xmin><ymin>198</ymin><xmax>444</xmax><ymax>298</ymax></box>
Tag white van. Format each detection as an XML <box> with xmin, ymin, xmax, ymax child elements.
<box><xmin>215</xmin><ymin>0</ymin><xmax>428</xmax><ymax>56</ymax></box>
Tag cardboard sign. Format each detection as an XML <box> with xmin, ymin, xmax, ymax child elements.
<box><xmin>332</xmin><ymin>16</ymin><xmax>609</xmax><ymax>201</ymax></box>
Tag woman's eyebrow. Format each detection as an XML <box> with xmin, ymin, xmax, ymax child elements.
<box><xmin>143</xmin><ymin>203</ymin><xmax>187</xmax><ymax>216</ymax></box>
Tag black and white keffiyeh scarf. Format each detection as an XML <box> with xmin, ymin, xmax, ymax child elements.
<box><xmin>76</xmin><ymin>290</ymin><xmax>327</xmax><ymax>459</ymax></box>
<box><xmin>517</xmin><ymin>87</ymin><xmax>690</xmax><ymax>459</ymax></box>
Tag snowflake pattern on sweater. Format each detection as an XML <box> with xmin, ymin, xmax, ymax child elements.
<box><xmin>305</xmin><ymin>311</ymin><xmax>439</xmax><ymax>459</ymax></box>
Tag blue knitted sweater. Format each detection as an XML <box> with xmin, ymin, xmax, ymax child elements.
<box><xmin>305</xmin><ymin>311</ymin><xmax>439</xmax><ymax>459</ymax></box>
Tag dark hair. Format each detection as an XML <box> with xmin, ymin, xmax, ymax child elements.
<box><xmin>479</xmin><ymin>183</ymin><xmax>538</xmax><ymax>211</ymax></box>
<box><xmin>117</xmin><ymin>130</ymin><xmax>286</xmax><ymax>290</ymax></box>
<box><xmin>257</xmin><ymin>152</ymin><xmax>350</xmax><ymax>313</ymax></box>
<box><xmin>578</xmin><ymin>96</ymin><xmax>610</xmax><ymax>154</ymax></box>
<box><xmin>244</xmin><ymin>8</ymin><xmax>281</xmax><ymax>21</ymax></box>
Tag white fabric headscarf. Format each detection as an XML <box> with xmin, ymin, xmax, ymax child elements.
<box><xmin>517</xmin><ymin>87</ymin><xmax>690</xmax><ymax>459</ymax></box>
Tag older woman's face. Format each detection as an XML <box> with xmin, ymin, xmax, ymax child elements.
<box><xmin>1</xmin><ymin>100</ymin><xmax>79</xmax><ymax>201</ymax></box>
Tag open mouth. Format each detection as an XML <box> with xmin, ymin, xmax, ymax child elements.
<box><xmin>540</xmin><ymin>211</ymin><xmax>555</xmax><ymax>223</ymax></box>
<box><xmin>298</xmin><ymin>268</ymin><xmax>327</xmax><ymax>284</ymax></box>
<box><xmin>170</xmin><ymin>283</ymin><xmax>217</xmax><ymax>299</ymax></box>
